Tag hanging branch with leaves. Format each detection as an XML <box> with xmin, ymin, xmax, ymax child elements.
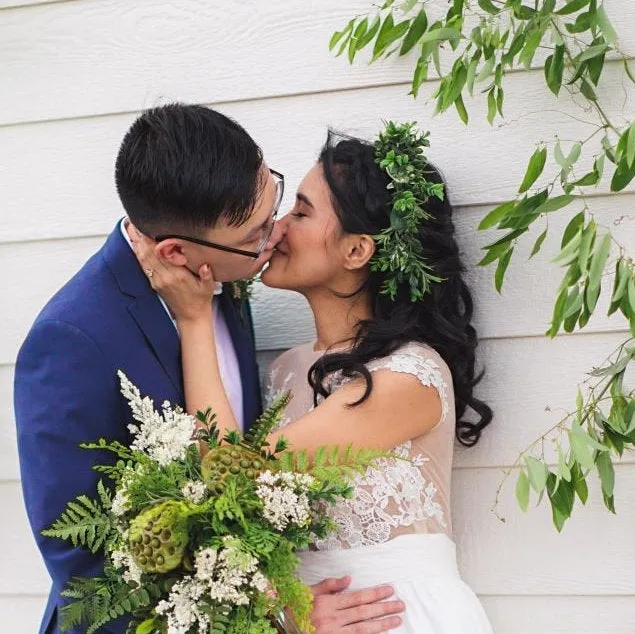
<box><xmin>330</xmin><ymin>0</ymin><xmax>634</xmax><ymax>530</ymax></box>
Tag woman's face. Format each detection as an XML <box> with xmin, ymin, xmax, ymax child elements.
<box><xmin>262</xmin><ymin>163</ymin><xmax>349</xmax><ymax>294</ymax></box>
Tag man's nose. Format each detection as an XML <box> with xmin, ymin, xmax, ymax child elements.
<box><xmin>264</xmin><ymin>218</ymin><xmax>286</xmax><ymax>251</ymax></box>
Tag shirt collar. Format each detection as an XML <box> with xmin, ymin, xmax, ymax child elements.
<box><xmin>120</xmin><ymin>218</ymin><xmax>223</xmax><ymax>296</ymax></box>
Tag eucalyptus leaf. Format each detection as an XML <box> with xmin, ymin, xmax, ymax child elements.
<box><xmin>569</xmin><ymin>421</ymin><xmax>595</xmax><ymax>470</ymax></box>
<box><xmin>516</xmin><ymin>470</ymin><xmax>530</xmax><ymax>512</ymax></box>
<box><xmin>547</xmin><ymin>472</ymin><xmax>574</xmax><ymax>531</ymax></box>
<box><xmin>478</xmin><ymin>200</ymin><xmax>516</xmax><ymax>231</ymax></box>
<box><xmin>495</xmin><ymin>246</ymin><xmax>514</xmax><ymax>293</ymax></box>
<box><xmin>487</xmin><ymin>89</ymin><xmax>497</xmax><ymax>124</ymax></box>
<box><xmin>588</xmin><ymin>232</ymin><xmax>612</xmax><ymax>282</ymax></box>
<box><xmin>595</xmin><ymin>5</ymin><xmax>618</xmax><ymax>44</ymax></box>
<box><xmin>455</xmin><ymin>93</ymin><xmax>469</xmax><ymax>124</ymax></box>
<box><xmin>519</xmin><ymin>147</ymin><xmax>547</xmax><ymax>193</ymax></box>
<box><xmin>561</xmin><ymin>211</ymin><xmax>585</xmax><ymax>247</ymax></box>
<box><xmin>627</xmin><ymin>121</ymin><xmax>635</xmax><ymax>168</ymax></box>
<box><xmin>476</xmin><ymin>55</ymin><xmax>496</xmax><ymax>83</ymax></box>
<box><xmin>400</xmin><ymin>10</ymin><xmax>428</xmax><ymax>56</ymax></box>
<box><xmin>534</xmin><ymin>194</ymin><xmax>575</xmax><ymax>215</ymax></box>
<box><xmin>571</xmin><ymin>462</ymin><xmax>589</xmax><ymax>504</ymax></box>
<box><xmin>420</xmin><ymin>27</ymin><xmax>460</xmax><ymax>45</ymax></box>
<box><xmin>519</xmin><ymin>29</ymin><xmax>543</xmax><ymax>68</ymax></box>
<box><xmin>547</xmin><ymin>286</ymin><xmax>569</xmax><ymax>337</ymax></box>
<box><xmin>477</xmin><ymin>0</ymin><xmax>499</xmax><ymax>15</ymax></box>
<box><xmin>608</xmin><ymin>259</ymin><xmax>629</xmax><ymax>315</ymax></box>
<box><xmin>529</xmin><ymin>228</ymin><xmax>548</xmax><ymax>258</ymax></box>
<box><xmin>556</xmin><ymin>0</ymin><xmax>590</xmax><ymax>16</ymax></box>
<box><xmin>595</xmin><ymin>449</ymin><xmax>615</xmax><ymax>497</ymax></box>
<box><xmin>546</xmin><ymin>45</ymin><xmax>565</xmax><ymax>95</ymax></box>
<box><xmin>577</xmin><ymin>220</ymin><xmax>596</xmax><ymax>272</ymax></box>
<box><xmin>525</xmin><ymin>456</ymin><xmax>549</xmax><ymax>493</ymax></box>
<box><xmin>578</xmin><ymin>43</ymin><xmax>609</xmax><ymax>63</ymax></box>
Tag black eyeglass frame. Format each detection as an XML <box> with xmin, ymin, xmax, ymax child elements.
<box><xmin>154</xmin><ymin>169</ymin><xmax>284</xmax><ymax>259</ymax></box>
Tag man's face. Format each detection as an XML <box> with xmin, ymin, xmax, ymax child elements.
<box><xmin>176</xmin><ymin>165</ymin><xmax>283</xmax><ymax>282</ymax></box>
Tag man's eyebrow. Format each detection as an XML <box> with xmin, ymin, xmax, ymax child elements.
<box><xmin>296</xmin><ymin>192</ymin><xmax>314</xmax><ymax>208</ymax></box>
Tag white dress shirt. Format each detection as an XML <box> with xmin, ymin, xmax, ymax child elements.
<box><xmin>120</xmin><ymin>219</ymin><xmax>244</xmax><ymax>429</ymax></box>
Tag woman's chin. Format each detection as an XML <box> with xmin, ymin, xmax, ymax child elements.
<box><xmin>261</xmin><ymin>256</ymin><xmax>293</xmax><ymax>290</ymax></box>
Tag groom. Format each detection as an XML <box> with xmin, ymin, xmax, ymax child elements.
<box><xmin>15</xmin><ymin>103</ymin><xmax>405</xmax><ymax>634</ymax></box>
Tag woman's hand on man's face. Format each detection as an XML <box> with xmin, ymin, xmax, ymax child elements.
<box><xmin>132</xmin><ymin>232</ymin><xmax>216</xmax><ymax>323</ymax></box>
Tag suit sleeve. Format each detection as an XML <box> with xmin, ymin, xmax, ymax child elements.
<box><xmin>14</xmin><ymin>318</ymin><xmax>124</xmax><ymax>591</ymax></box>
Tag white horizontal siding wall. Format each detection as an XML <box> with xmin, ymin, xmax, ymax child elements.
<box><xmin>1</xmin><ymin>1</ymin><xmax>634</xmax><ymax>632</ymax></box>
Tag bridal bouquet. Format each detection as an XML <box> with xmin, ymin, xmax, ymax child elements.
<box><xmin>43</xmin><ymin>373</ymin><xmax>382</xmax><ymax>634</ymax></box>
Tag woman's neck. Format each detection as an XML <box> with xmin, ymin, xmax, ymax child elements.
<box><xmin>305</xmin><ymin>288</ymin><xmax>372</xmax><ymax>352</ymax></box>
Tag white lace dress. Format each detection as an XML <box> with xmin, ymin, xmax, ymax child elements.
<box><xmin>265</xmin><ymin>341</ymin><xmax>493</xmax><ymax>633</ymax></box>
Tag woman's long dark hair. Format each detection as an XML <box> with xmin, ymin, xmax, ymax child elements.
<box><xmin>308</xmin><ymin>131</ymin><xmax>492</xmax><ymax>447</ymax></box>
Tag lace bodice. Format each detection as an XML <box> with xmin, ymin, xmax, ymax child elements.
<box><xmin>264</xmin><ymin>341</ymin><xmax>455</xmax><ymax>551</ymax></box>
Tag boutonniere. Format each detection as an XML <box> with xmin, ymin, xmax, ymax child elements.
<box><xmin>229</xmin><ymin>275</ymin><xmax>260</xmax><ymax>324</ymax></box>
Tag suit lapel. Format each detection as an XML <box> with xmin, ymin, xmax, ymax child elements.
<box><xmin>127</xmin><ymin>296</ymin><xmax>183</xmax><ymax>399</ymax></box>
<box><xmin>102</xmin><ymin>222</ymin><xmax>184</xmax><ymax>400</ymax></box>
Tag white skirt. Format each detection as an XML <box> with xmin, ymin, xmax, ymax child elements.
<box><xmin>297</xmin><ymin>533</ymin><xmax>493</xmax><ymax>634</ymax></box>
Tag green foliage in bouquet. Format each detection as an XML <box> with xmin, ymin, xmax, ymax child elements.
<box><xmin>43</xmin><ymin>373</ymin><xmax>385</xmax><ymax>634</ymax></box>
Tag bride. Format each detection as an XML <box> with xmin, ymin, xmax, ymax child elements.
<box><xmin>133</xmin><ymin>122</ymin><xmax>494</xmax><ymax>633</ymax></box>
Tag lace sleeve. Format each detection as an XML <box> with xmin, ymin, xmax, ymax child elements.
<box><xmin>368</xmin><ymin>352</ymin><xmax>450</xmax><ymax>422</ymax></box>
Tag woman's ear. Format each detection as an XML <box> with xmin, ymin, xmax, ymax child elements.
<box><xmin>156</xmin><ymin>239</ymin><xmax>188</xmax><ymax>266</ymax></box>
<box><xmin>342</xmin><ymin>234</ymin><xmax>376</xmax><ymax>271</ymax></box>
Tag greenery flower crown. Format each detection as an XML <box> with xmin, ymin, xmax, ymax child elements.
<box><xmin>371</xmin><ymin>121</ymin><xmax>446</xmax><ymax>302</ymax></box>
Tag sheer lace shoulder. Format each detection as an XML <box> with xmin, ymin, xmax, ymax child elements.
<box><xmin>333</xmin><ymin>342</ymin><xmax>451</xmax><ymax>426</ymax></box>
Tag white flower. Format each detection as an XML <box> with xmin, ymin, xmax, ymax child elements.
<box><xmin>110</xmin><ymin>549</ymin><xmax>142</xmax><ymax>585</ymax></box>
<box><xmin>156</xmin><ymin>576</ymin><xmax>209</xmax><ymax>634</ymax></box>
<box><xmin>251</xmin><ymin>571</ymin><xmax>269</xmax><ymax>593</ymax></box>
<box><xmin>182</xmin><ymin>480</ymin><xmax>207</xmax><ymax>504</ymax></box>
<box><xmin>119</xmin><ymin>371</ymin><xmax>196</xmax><ymax>466</ymax></box>
<box><xmin>256</xmin><ymin>471</ymin><xmax>313</xmax><ymax>531</ymax></box>
<box><xmin>194</xmin><ymin>547</ymin><xmax>218</xmax><ymax>581</ymax></box>
<box><xmin>111</xmin><ymin>489</ymin><xmax>130</xmax><ymax>517</ymax></box>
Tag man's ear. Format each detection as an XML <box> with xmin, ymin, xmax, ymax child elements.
<box><xmin>342</xmin><ymin>234</ymin><xmax>376</xmax><ymax>271</ymax></box>
<box><xmin>156</xmin><ymin>239</ymin><xmax>188</xmax><ymax>266</ymax></box>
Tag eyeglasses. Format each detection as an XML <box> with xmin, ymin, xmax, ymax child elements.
<box><xmin>154</xmin><ymin>169</ymin><xmax>284</xmax><ymax>259</ymax></box>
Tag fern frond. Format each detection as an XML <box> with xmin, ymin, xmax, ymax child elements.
<box><xmin>276</xmin><ymin>444</ymin><xmax>388</xmax><ymax>480</ymax></box>
<box><xmin>42</xmin><ymin>488</ymin><xmax>114</xmax><ymax>553</ymax></box>
<box><xmin>59</xmin><ymin>577</ymin><xmax>111</xmax><ymax>632</ymax></box>
<box><xmin>96</xmin><ymin>480</ymin><xmax>113</xmax><ymax>511</ymax></box>
<box><xmin>80</xmin><ymin>438</ymin><xmax>138</xmax><ymax>461</ymax></box>
<box><xmin>242</xmin><ymin>392</ymin><xmax>292</xmax><ymax>452</ymax></box>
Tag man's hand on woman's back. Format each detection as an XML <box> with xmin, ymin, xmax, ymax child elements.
<box><xmin>310</xmin><ymin>576</ymin><xmax>404</xmax><ymax>633</ymax></box>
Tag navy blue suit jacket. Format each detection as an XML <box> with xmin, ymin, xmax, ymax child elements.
<box><xmin>14</xmin><ymin>224</ymin><xmax>262</xmax><ymax>634</ymax></box>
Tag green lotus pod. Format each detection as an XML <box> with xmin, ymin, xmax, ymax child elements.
<box><xmin>129</xmin><ymin>500</ymin><xmax>189</xmax><ymax>574</ymax></box>
<box><xmin>201</xmin><ymin>445</ymin><xmax>264</xmax><ymax>493</ymax></box>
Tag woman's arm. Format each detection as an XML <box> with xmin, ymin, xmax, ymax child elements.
<box><xmin>133</xmin><ymin>237</ymin><xmax>443</xmax><ymax>451</ymax></box>
<box><xmin>178</xmin><ymin>311</ymin><xmax>240</xmax><ymax>433</ymax></box>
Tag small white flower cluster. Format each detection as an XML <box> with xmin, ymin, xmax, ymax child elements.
<box><xmin>181</xmin><ymin>480</ymin><xmax>207</xmax><ymax>504</ymax></box>
<box><xmin>119</xmin><ymin>371</ymin><xmax>196</xmax><ymax>466</ymax></box>
<box><xmin>110</xmin><ymin>548</ymin><xmax>142</xmax><ymax>585</ymax></box>
<box><xmin>155</xmin><ymin>577</ymin><xmax>209</xmax><ymax>634</ymax></box>
<box><xmin>155</xmin><ymin>538</ymin><xmax>269</xmax><ymax>634</ymax></box>
<box><xmin>255</xmin><ymin>471</ymin><xmax>314</xmax><ymax>532</ymax></box>
<box><xmin>111</xmin><ymin>488</ymin><xmax>130</xmax><ymax>517</ymax></box>
<box><xmin>204</xmin><ymin>537</ymin><xmax>263</xmax><ymax>606</ymax></box>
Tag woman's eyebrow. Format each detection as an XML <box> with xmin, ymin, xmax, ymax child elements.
<box><xmin>296</xmin><ymin>192</ymin><xmax>314</xmax><ymax>208</ymax></box>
